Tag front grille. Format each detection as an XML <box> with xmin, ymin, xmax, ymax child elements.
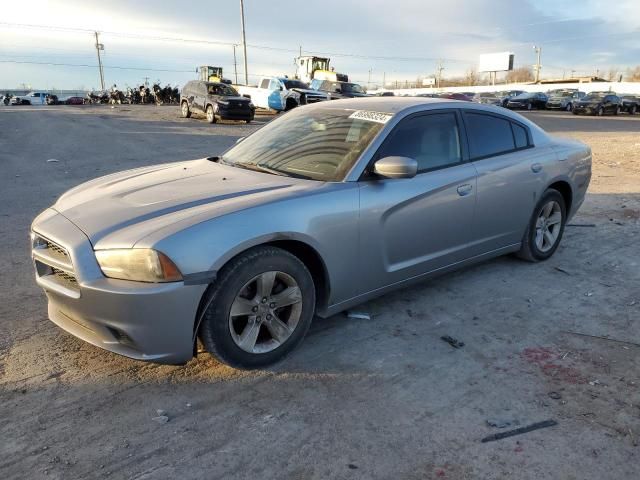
<box><xmin>32</xmin><ymin>232</ymin><xmax>80</xmax><ymax>297</ymax></box>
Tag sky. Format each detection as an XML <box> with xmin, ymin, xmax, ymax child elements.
<box><xmin>0</xmin><ymin>0</ymin><xmax>639</xmax><ymax>90</ymax></box>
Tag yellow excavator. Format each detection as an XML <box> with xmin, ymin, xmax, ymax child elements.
<box><xmin>198</xmin><ymin>66</ymin><xmax>232</xmax><ymax>84</ymax></box>
<box><xmin>295</xmin><ymin>56</ymin><xmax>348</xmax><ymax>84</ymax></box>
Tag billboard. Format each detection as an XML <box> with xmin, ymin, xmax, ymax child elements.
<box><xmin>479</xmin><ymin>52</ymin><xmax>514</xmax><ymax>72</ymax></box>
<box><xmin>422</xmin><ymin>78</ymin><xmax>436</xmax><ymax>86</ymax></box>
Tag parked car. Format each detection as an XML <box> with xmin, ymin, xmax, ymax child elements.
<box><xmin>65</xmin><ymin>96</ymin><xmax>85</xmax><ymax>105</ymax></box>
<box><xmin>180</xmin><ymin>81</ymin><xmax>255</xmax><ymax>123</ymax></box>
<box><xmin>46</xmin><ymin>94</ymin><xmax>59</xmax><ymax>105</ymax></box>
<box><xmin>472</xmin><ymin>92</ymin><xmax>502</xmax><ymax>106</ymax></box>
<box><xmin>620</xmin><ymin>95</ymin><xmax>639</xmax><ymax>115</ymax></box>
<box><xmin>310</xmin><ymin>79</ymin><xmax>369</xmax><ymax>99</ymax></box>
<box><xmin>376</xmin><ymin>91</ymin><xmax>395</xmax><ymax>97</ymax></box>
<box><xmin>31</xmin><ymin>98</ymin><xmax>591</xmax><ymax>368</ymax></box>
<box><xmin>2</xmin><ymin>93</ymin><xmax>11</xmax><ymax>105</ymax></box>
<box><xmin>495</xmin><ymin>90</ymin><xmax>526</xmax><ymax>106</ymax></box>
<box><xmin>506</xmin><ymin>92</ymin><xmax>548</xmax><ymax>110</ymax></box>
<box><xmin>572</xmin><ymin>93</ymin><xmax>622</xmax><ymax>116</ymax></box>
<box><xmin>11</xmin><ymin>91</ymin><xmax>50</xmax><ymax>105</ymax></box>
<box><xmin>236</xmin><ymin>76</ymin><xmax>327</xmax><ymax>112</ymax></box>
<box><xmin>545</xmin><ymin>90</ymin><xmax>585</xmax><ymax>111</ymax></box>
<box><xmin>438</xmin><ymin>93</ymin><xmax>472</xmax><ymax>101</ymax></box>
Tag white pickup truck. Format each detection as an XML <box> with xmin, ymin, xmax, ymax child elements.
<box><xmin>236</xmin><ymin>77</ymin><xmax>328</xmax><ymax>112</ymax></box>
<box><xmin>11</xmin><ymin>91</ymin><xmax>50</xmax><ymax>105</ymax></box>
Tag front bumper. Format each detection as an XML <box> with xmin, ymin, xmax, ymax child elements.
<box><xmin>31</xmin><ymin>209</ymin><xmax>207</xmax><ymax>364</ymax></box>
<box><xmin>573</xmin><ymin>106</ymin><xmax>595</xmax><ymax>115</ymax></box>
<box><xmin>217</xmin><ymin>104</ymin><xmax>255</xmax><ymax>121</ymax></box>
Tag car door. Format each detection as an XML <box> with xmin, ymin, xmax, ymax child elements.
<box><xmin>267</xmin><ymin>79</ymin><xmax>284</xmax><ymax>110</ymax></box>
<box><xmin>357</xmin><ymin>110</ymin><xmax>478</xmax><ymax>292</ymax></box>
<box><xmin>463</xmin><ymin>111</ymin><xmax>543</xmax><ymax>253</ymax></box>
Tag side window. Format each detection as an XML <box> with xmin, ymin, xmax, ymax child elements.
<box><xmin>463</xmin><ymin>112</ymin><xmax>516</xmax><ymax>159</ymax></box>
<box><xmin>377</xmin><ymin>112</ymin><xmax>462</xmax><ymax>172</ymax></box>
<box><xmin>260</xmin><ymin>79</ymin><xmax>270</xmax><ymax>89</ymax></box>
<box><xmin>511</xmin><ymin>122</ymin><xmax>529</xmax><ymax>149</ymax></box>
<box><xmin>269</xmin><ymin>79</ymin><xmax>281</xmax><ymax>91</ymax></box>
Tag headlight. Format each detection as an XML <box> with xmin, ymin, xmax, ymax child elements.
<box><xmin>95</xmin><ymin>249</ymin><xmax>182</xmax><ymax>283</ymax></box>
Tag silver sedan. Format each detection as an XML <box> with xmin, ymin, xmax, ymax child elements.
<box><xmin>31</xmin><ymin>98</ymin><xmax>592</xmax><ymax>368</ymax></box>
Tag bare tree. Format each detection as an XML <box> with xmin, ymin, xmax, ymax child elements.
<box><xmin>626</xmin><ymin>65</ymin><xmax>640</xmax><ymax>82</ymax></box>
<box><xmin>606</xmin><ymin>67</ymin><xmax>620</xmax><ymax>82</ymax></box>
<box><xmin>464</xmin><ymin>68</ymin><xmax>478</xmax><ymax>86</ymax></box>
<box><xmin>505</xmin><ymin>67</ymin><xmax>534</xmax><ymax>83</ymax></box>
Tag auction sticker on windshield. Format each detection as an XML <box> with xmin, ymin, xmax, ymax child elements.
<box><xmin>348</xmin><ymin>110</ymin><xmax>393</xmax><ymax>124</ymax></box>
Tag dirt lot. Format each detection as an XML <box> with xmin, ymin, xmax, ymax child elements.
<box><xmin>0</xmin><ymin>105</ymin><xmax>639</xmax><ymax>480</ymax></box>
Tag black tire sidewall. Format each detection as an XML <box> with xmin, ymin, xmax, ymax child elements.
<box><xmin>525</xmin><ymin>190</ymin><xmax>567</xmax><ymax>261</ymax></box>
<box><xmin>199</xmin><ymin>247</ymin><xmax>316</xmax><ymax>369</ymax></box>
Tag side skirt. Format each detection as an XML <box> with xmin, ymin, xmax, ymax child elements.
<box><xmin>318</xmin><ymin>243</ymin><xmax>521</xmax><ymax>318</ymax></box>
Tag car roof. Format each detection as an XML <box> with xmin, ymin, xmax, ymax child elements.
<box><xmin>310</xmin><ymin>96</ymin><xmax>460</xmax><ymax>114</ymax></box>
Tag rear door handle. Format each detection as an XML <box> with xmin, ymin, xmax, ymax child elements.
<box><xmin>457</xmin><ymin>184</ymin><xmax>473</xmax><ymax>196</ymax></box>
<box><xmin>531</xmin><ymin>163</ymin><xmax>543</xmax><ymax>173</ymax></box>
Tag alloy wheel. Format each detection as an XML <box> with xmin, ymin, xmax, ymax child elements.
<box><xmin>206</xmin><ymin>106</ymin><xmax>214</xmax><ymax>122</ymax></box>
<box><xmin>535</xmin><ymin>201</ymin><xmax>562</xmax><ymax>253</ymax></box>
<box><xmin>228</xmin><ymin>271</ymin><xmax>303</xmax><ymax>354</ymax></box>
<box><xmin>181</xmin><ymin>102</ymin><xmax>188</xmax><ymax>116</ymax></box>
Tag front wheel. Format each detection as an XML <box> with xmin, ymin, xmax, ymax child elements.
<box><xmin>597</xmin><ymin>107</ymin><xmax>604</xmax><ymax>116</ymax></box>
<box><xmin>517</xmin><ymin>189</ymin><xmax>566</xmax><ymax>262</ymax></box>
<box><xmin>566</xmin><ymin>103</ymin><xmax>573</xmax><ymax>112</ymax></box>
<box><xmin>630</xmin><ymin>105</ymin><xmax>637</xmax><ymax>115</ymax></box>
<box><xmin>206</xmin><ymin>104</ymin><xmax>217</xmax><ymax>123</ymax></box>
<box><xmin>198</xmin><ymin>246</ymin><xmax>316</xmax><ymax>369</ymax></box>
<box><xmin>527</xmin><ymin>103</ymin><xmax>533</xmax><ymax>111</ymax></box>
<box><xmin>614</xmin><ymin>106</ymin><xmax>621</xmax><ymax>115</ymax></box>
<box><xmin>180</xmin><ymin>101</ymin><xmax>191</xmax><ymax>118</ymax></box>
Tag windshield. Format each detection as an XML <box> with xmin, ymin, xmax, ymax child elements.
<box><xmin>341</xmin><ymin>83</ymin><xmax>365</xmax><ymax>94</ymax></box>
<box><xmin>283</xmin><ymin>80</ymin><xmax>309</xmax><ymax>89</ymax></box>
<box><xmin>207</xmin><ymin>83</ymin><xmax>238</xmax><ymax>96</ymax></box>
<box><xmin>583</xmin><ymin>94</ymin><xmax>604</xmax><ymax>101</ymax></box>
<box><xmin>220</xmin><ymin>108</ymin><xmax>389</xmax><ymax>181</ymax></box>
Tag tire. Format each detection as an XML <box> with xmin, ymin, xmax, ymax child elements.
<box><xmin>527</xmin><ymin>103</ymin><xmax>533</xmax><ymax>111</ymax></box>
<box><xmin>630</xmin><ymin>105</ymin><xmax>637</xmax><ymax>115</ymax></box>
<box><xmin>198</xmin><ymin>246</ymin><xmax>316</xmax><ymax>369</ymax></box>
<box><xmin>180</xmin><ymin>101</ymin><xmax>191</xmax><ymax>118</ymax></box>
<box><xmin>614</xmin><ymin>106</ymin><xmax>621</xmax><ymax>116</ymax></box>
<box><xmin>517</xmin><ymin>189</ymin><xmax>566</xmax><ymax>262</ymax></box>
<box><xmin>206</xmin><ymin>104</ymin><xmax>217</xmax><ymax>123</ymax></box>
<box><xmin>245</xmin><ymin>119</ymin><xmax>251</xmax><ymax>124</ymax></box>
<box><xmin>566</xmin><ymin>103</ymin><xmax>572</xmax><ymax>112</ymax></box>
<box><xmin>597</xmin><ymin>107</ymin><xmax>604</xmax><ymax>116</ymax></box>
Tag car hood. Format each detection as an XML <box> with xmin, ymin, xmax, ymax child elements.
<box><xmin>291</xmin><ymin>88</ymin><xmax>326</xmax><ymax>95</ymax></box>
<box><xmin>216</xmin><ymin>95</ymin><xmax>251</xmax><ymax>102</ymax></box>
<box><xmin>53</xmin><ymin>159</ymin><xmax>311</xmax><ymax>247</ymax></box>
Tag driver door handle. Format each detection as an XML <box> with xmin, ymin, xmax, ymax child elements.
<box><xmin>457</xmin><ymin>184</ymin><xmax>473</xmax><ymax>196</ymax></box>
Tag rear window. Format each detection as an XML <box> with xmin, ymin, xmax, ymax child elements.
<box><xmin>464</xmin><ymin>112</ymin><xmax>515</xmax><ymax>159</ymax></box>
<box><xmin>511</xmin><ymin>123</ymin><xmax>529</xmax><ymax>149</ymax></box>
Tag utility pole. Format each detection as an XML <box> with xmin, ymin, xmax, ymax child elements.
<box><xmin>533</xmin><ymin>45</ymin><xmax>542</xmax><ymax>83</ymax></box>
<box><xmin>239</xmin><ymin>0</ymin><xmax>249</xmax><ymax>85</ymax></box>
<box><xmin>367</xmin><ymin>68</ymin><xmax>372</xmax><ymax>90</ymax></box>
<box><xmin>382</xmin><ymin>72</ymin><xmax>386</xmax><ymax>87</ymax></box>
<box><xmin>232</xmin><ymin>44</ymin><xmax>238</xmax><ymax>84</ymax></box>
<box><xmin>94</xmin><ymin>31</ymin><xmax>105</xmax><ymax>91</ymax></box>
<box><xmin>436</xmin><ymin>59</ymin><xmax>444</xmax><ymax>88</ymax></box>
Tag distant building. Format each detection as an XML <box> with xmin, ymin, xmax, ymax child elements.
<box><xmin>539</xmin><ymin>76</ymin><xmax>608</xmax><ymax>84</ymax></box>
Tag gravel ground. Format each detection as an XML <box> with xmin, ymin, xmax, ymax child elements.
<box><xmin>0</xmin><ymin>104</ymin><xmax>639</xmax><ymax>480</ymax></box>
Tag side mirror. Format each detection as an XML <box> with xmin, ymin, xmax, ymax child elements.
<box><xmin>279</xmin><ymin>86</ymin><xmax>283</xmax><ymax>91</ymax></box>
<box><xmin>373</xmin><ymin>156</ymin><xmax>418</xmax><ymax>179</ymax></box>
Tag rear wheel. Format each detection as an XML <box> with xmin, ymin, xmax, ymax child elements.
<box><xmin>206</xmin><ymin>104</ymin><xmax>217</xmax><ymax>123</ymax></box>
<box><xmin>597</xmin><ymin>106</ymin><xmax>604</xmax><ymax>116</ymax></box>
<box><xmin>566</xmin><ymin>103</ymin><xmax>573</xmax><ymax>112</ymax></box>
<box><xmin>180</xmin><ymin>101</ymin><xmax>191</xmax><ymax>118</ymax></box>
<box><xmin>614</xmin><ymin>105</ymin><xmax>621</xmax><ymax>115</ymax></box>
<box><xmin>631</xmin><ymin>105</ymin><xmax>638</xmax><ymax>115</ymax></box>
<box><xmin>517</xmin><ymin>189</ymin><xmax>566</xmax><ymax>262</ymax></box>
<box><xmin>198</xmin><ymin>246</ymin><xmax>316</xmax><ymax>369</ymax></box>
<box><xmin>527</xmin><ymin>103</ymin><xmax>533</xmax><ymax>111</ymax></box>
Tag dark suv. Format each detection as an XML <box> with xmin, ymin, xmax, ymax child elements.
<box><xmin>180</xmin><ymin>81</ymin><xmax>255</xmax><ymax>123</ymax></box>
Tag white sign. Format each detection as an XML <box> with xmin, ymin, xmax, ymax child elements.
<box><xmin>478</xmin><ymin>52</ymin><xmax>514</xmax><ymax>72</ymax></box>
<box><xmin>349</xmin><ymin>110</ymin><xmax>393</xmax><ymax>124</ymax></box>
<box><xmin>422</xmin><ymin>78</ymin><xmax>436</xmax><ymax>86</ymax></box>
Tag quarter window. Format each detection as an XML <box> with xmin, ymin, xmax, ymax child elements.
<box><xmin>511</xmin><ymin>123</ymin><xmax>529</xmax><ymax>149</ymax></box>
<box><xmin>464</xmin><ymin>112</ymin><xmax>516</xmax><ymax>159</ymax></box>
<box><xmin>377</xmin><ymin>112</ymin><xmax>462</xmax><ymax>172</ymax></box>
<box><xmin>260</xmin><ymin>79</ymin><xmax>270</xmax><ymax>89</ymax></box>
